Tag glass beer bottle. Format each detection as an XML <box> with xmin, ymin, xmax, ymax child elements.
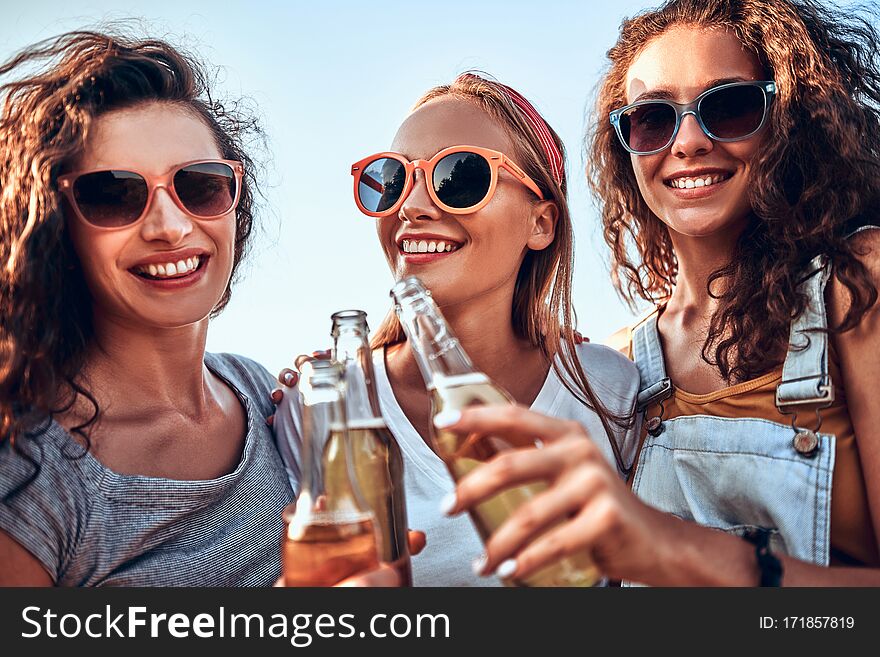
<box><xmin>331</xmin><ymin>310</ymin><xmax>411</xmax><ymax>586</ymax></box>
<box><xmin>283</xmin><ymin>359</ymin><xmax>380</xmax><ymax>586</ymax></box>
<box><xmin>391</xmin><ymin>276</ymin><xmax>599</xmax><ymax>587</ymax></box>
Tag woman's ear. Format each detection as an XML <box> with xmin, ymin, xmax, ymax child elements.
<box><xmin>527</xmin><ymin>200</ymin><xmax>558</xmax><ymax>251</ymax></box>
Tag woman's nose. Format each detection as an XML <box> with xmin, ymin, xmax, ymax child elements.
<box><xmin>398</xmin><ymin>168</ymin><xmax>442</xmax><ymax>223</ymax></box>
<box><xmin>670</xmin><ymin>113</ymin><xmax>714</xmax><ymax>158</ymax></box>
<box><xmin>139</xmin><ymin>187</ymin><xmax>194</xmax><ymax>244</ymax></box>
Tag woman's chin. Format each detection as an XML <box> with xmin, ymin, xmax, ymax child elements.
<box><xmin>664</xmin><ymin>210</ymin><xmax>751</xmax><ymax>239</ymax></box>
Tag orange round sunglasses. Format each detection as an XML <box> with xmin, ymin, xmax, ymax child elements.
<box><xmin>58</xmin><ymin>159</ymin><xmax>244</xmax><ymax>229</ymax></box>
<box><xmin>350</xmin><ymin>145</ymin><xmax>544</xmax><ymax>217</ymax></box>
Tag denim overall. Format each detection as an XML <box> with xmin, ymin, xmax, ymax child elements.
<box><xmin>630</xmin><ymin>255</ymin><xmax>836</xmax><ymax>565</ymax></box>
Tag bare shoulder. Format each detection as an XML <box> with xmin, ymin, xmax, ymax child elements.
<box><xmin>603</xmin><ymin>325</ymin><xmax>632</xmax><ymax>358</ymax></box>
<box><xmin>0</xmin><ymin>530</ymin><xmax>53</xmax><ymax>586</ymax></box>
<box><xmin>849</xmin><ymin>226</ymin><xmax>880</xmax><ymax>273</ymax></box>
<box><xmin>828</xmin><ymin>226</ymin><xmax>880</xmax><ymax>319</ymax></box>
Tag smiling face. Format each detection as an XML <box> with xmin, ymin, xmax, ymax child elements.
<box><xmin>625</xmin><ymin>26</ymin><xmax>767</xmax><ymax>239</ymax></box>
<box><xmin>65</xmin><ymin>102</ymin><xmax>236</xmax><ymax>331</ymax></box>
<box><xmin>376</xmin><ymin>96</ymin><xmax>554</xmax><ymax>307</ymax></box>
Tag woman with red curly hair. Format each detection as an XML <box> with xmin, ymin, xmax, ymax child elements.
<box><xmin>439</xmin><ymin>0</ymin><xmax>880</xmax><ymax>586</ymax></box>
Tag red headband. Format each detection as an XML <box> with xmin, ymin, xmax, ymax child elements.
<box><xmin>455</xmin><ymin>73</ymin><xmax>564</xmax><ymax>187</ymax></box>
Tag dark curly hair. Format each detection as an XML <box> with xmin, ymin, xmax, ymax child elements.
<box><xmin>588</xmin><ymin>0</ymin><xmax>880</xmax><ymax>382</ymax></box>
<box><xmin>0</xmin><ymin>29</ymin><xmax>263</xmax><ymax>491</ymax></box>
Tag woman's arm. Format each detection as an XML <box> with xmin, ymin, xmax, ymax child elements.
<box><xmin>828</xmin><ymin>228</ymin><xmax>880</xmax><ymax>552</ymax></box>
<box><xmin>440</xmin><ymin>405</ymin><xmax>880</xmax><ymax>586</ymax></box>
<box><xmin>0</xmin><ymin>530</ymin><xmax>53</xmax><ymax>586</ymax></box>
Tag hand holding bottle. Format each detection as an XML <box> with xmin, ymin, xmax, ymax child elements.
<box><xmin>274</xmin><ymin>531</ymin><xmax>426</xmax><ymax>587</ymax></box>
<box><xmin>436</xmin><ymin>404</ymin><xmax>682</xmax><ymax>587</ymax></box>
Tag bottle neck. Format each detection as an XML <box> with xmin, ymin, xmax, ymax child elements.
<box><xmin>393</xmin><ymin>287</ymin><xmax>478</xmax><ymax>389</ymax></box>
<box><xmin>298</xmin><ymin>383</ymin><xmax>346</xmax><ymax>500</ymax></box>
<box><xmin>333</xmin><ymin>329</ymin><xmax>382</xmax><ymax>424</ymax></box>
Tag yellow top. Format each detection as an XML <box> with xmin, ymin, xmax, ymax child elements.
<box><xmin>611</xmin><ymin>314</ymin><xmax>879</xmax><ymax>567</ymax></box>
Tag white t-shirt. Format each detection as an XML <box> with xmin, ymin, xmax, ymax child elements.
<box><xmin>274</xmin><ymin>342</ymin><xmax>640</xmax><ymax>587</ymax></box>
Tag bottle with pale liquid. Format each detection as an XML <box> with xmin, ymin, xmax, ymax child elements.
<box><xmin>330</xmin><ymin>310</ymin><xmax>411</xmax><ymax>586</ymax></box>
<box><xmin>390</xmin><ymin>276</ymin><xmax>599</xmax><ymax>587</ymax></box>
<box><xmin>282</xmin><ymin>359</ymin><xmax>380</xmax><ymax>586</ymax></box>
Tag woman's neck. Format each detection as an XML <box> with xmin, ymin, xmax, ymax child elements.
<box><xmin>77</xmin><ymin>315</ymin><xmax>214</xmax><ymax>421</ymax></box>
<box><xmin>388</xmin><ymin>281</ymin><xmax>550</xmax><ymax>405</ymax></box>
<box><xmin>666</xmin><ymin>224</ymin><xmax>743</xmax><ymax>316</ymax></box>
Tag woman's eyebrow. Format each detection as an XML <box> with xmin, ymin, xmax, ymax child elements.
<box><xmin>632</xmin><ymin>76</ymin><xmax>750</xmax><ymax>103</ymax></box>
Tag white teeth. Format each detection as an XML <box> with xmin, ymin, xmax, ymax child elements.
<box><xmin>401</xmin><ymin>239</ymin><xmax>459</xmax><ymax>254</ymax></box>
<box><xmin>137</xmin><ymin>255</ymin><xmax>202</xmax><ymax>278</ymax></box>
<box><xmin>670</xmin><ymin>174</ymin><xmax>728</xmax><ymax>189</ymax></box>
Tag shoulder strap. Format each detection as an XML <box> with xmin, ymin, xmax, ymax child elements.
<box><xmin>775</xmin><ymin>255</ymin><xmax>834</xmax><ymax>411</ymax></box>
<box><xmin>631</xmin><ymin>311</ymin><xmax>673</xmax><ymax>412</ymax></box>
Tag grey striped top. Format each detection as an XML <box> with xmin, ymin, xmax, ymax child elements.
<box><xmin>0</xmin><ymin>353</ymin><xmax>294</xmax><ymax>586</ymax></box>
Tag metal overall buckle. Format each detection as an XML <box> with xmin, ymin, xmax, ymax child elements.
<box><xmin>775</xmin><ymin>376</ymin><xmax>834</xmax><ymax>458</ymax></box>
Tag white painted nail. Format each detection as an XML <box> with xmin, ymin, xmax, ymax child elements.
<box><xmin>472</xmin><ymin>554</ymin><xmax>487</xmax><ymax>576</ymax></box>
<box><xmin>433</xmin><ymin>410</ymin><xmax>461</xmax><ymax>428</ymax></box>
<box><xmin>496</xmin><ymin>559</ymin><xmax>518</xmax><ymax>579</ymax></box>
<box><xmin>439</xmin><ymin>492</ymin><xmax>457</xmax><ymax>515</ymax></box>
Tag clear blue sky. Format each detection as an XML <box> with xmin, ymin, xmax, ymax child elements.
<box><xmin>2</xmin><ymin>0</ymin><xmax>844</xmax><ymax>375</ymax></box>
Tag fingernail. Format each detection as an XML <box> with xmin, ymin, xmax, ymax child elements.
<box><xmin>472</xmin><ymin>554</ymin><xmax>488</xmax><ymax>576</ymax></box>
<box><xmin>283</xmin><ymin>372</ymin><xmax>295</xmax><ymax>385</ymax></box>
<box><xmin>495</xmin><ymin>559</ymin><xmax>518</xmax><ymax>579</ymax></box>
<box><xmin>434</xmin><ymin>410</ymin><xmax>461</xmax><ymax>428</ymax></box>
<box><xmin>439</xmin><ymin>492</ymin><xmax>457</xmax><ymax>515</ymax></box>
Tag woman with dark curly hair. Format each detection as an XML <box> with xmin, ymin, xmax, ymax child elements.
<box><xmin>437</xmin><ymin>0</ymin><xmax>880</xmax><ymax>585</ymax></box>
<box><xmin>0</xmin><ymin>30</ymin><xmax>298</xmax><ymax>586</ymax></box>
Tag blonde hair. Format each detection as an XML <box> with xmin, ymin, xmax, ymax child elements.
<box><xmin>372</xmin><ymin>73</ymin><xmax>633</xmax><ymax>472</ymax></box>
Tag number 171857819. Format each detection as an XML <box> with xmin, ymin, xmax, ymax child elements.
<box><xmin>760</xmin><ymin>616</ymin><xmax>855</xmax><ymax>629</ymax></box>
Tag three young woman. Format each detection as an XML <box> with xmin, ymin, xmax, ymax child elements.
<box><xmin>5</xmin><ymin>0</ymin><xmax>878</xmax><ymax>588</ymax></box>
<box><xmin>443</xmin><ymin>0</ymin><xmax>880</xmax><ymax>586</ymax></box>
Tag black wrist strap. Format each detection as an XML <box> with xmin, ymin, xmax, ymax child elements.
<box><xmin>742</xmin><ymin>528</ymin><xmax>783</xmax><ymax>587</ymax></box>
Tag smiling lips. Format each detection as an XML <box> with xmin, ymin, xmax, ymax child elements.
<box><xmin>134</xmin><ymin>255</ymin><xmax>203</xmax><ymax>279</ymax></box>
<box><xmin>665</xmin><ymin>171</ymin><xmax>732</xmax><ymax>190</ymax></box>
<box><xmin>399</xmin><ymin>238</ymin><xmax>462</xmax><ymax>255</ymax></box>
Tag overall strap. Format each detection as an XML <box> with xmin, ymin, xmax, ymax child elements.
<box><xmin>775</xmin><ymin>255</ymin><xmax>834</xmax><ymax>412</ymax></box>
<box><xmin>632</xmin><ymin>312</ymin><xmax>673</xmax><ymax>412</ymax></box>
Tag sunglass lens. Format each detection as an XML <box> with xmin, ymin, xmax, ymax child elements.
<box><xmin>174</xmin><ymin>162</ymin><xmax>237</xmax><ymax>217</ymax></box>
<box><xmin>700</xmin><ymin>84</ymin><xmax>765</xmax><ymax>139</ymax></box>
<box><xmin>72</xmin><ymin>170</ymin><xmax>148</xmax><ymax>227</ymax></box>
<box><xmin>433</xmin><ymin>151</ymin><xmax>491</xmax><ymax>209</ymax></box>
<box><xmin>359</xmin><ymin>158</ymin><xmax>406</xmax><ymax>214</ymax></box>
<box><xmin>619</xmin><ymin>103</ymin><xmax>677</xmax><ymax>153</ymax></box>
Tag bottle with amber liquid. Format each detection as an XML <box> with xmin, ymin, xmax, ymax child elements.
<box><xmin>390</xmin><ymin>276</ymin><xmax>599</xmax><ymax>587</ymax></box>
<box><xmin>283</xmin><ymin>359</ymin><xmax>380</xmax><ymax>586</ymax></box>
<box><xmin>330</xmin><ymin>309</ymin><xmax>411</xmax><ymax>586</ymax></box>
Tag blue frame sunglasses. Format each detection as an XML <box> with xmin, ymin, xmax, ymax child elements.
<box><xmin>610</xmin><ymin>80</ymin><xmax>777</xmax><ymax>155</ymax></box>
